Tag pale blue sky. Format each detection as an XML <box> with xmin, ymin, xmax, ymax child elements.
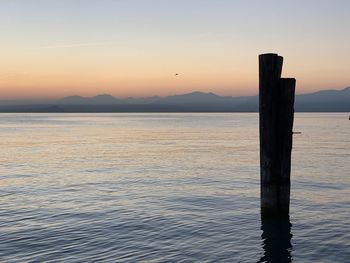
<box><xmin>1</xmin><ymin>0</ymin><xmax>349</xmax><ymax>98</ymax></box>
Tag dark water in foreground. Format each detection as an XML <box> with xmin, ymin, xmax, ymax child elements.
<box><xmin>0</xmin><ymin>113</ymin><xmax>349</xmax><ymax>262</ymax></box>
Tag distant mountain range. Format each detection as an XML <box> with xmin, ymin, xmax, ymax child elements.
<box><xmin>0</xmin><ymin>87</ymin><xmax>349</xmax><ymax>112</ymax></box>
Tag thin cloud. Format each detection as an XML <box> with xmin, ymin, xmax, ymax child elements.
<box><xmin>0</xmin><ymin>72</ymin><xmax>29</xmax><ymax>80</ymax></box>
<box><xmin>41</xmin><ymin>42</ymin><xmax>114</xmax><ymax>49</ymax></box>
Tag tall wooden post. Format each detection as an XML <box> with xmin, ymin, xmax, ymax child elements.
<box><xmin>259</xmin><ymin>53</ymin><xmax>296</xmax><ymax>215</ymax></box>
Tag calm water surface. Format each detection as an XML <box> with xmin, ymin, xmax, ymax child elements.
<box><xmin>0</xmin><ymin>113</ymin><xmax>349</xmax><ymax>262</ymax></box>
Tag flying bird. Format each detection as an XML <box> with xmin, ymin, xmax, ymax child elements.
<box><xmin>175</xmin><ymin>73</ymin><xmax>179</xmax><ymax>76</ymax></box>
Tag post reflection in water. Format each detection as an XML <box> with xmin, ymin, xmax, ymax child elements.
<box><xmin>258</xmin><ymin>215</ymin><xmax>293</xmax><ymax>263</ymax></box>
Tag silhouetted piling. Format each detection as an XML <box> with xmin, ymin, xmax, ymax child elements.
<box><xmin>259</xmin><ymin>215</ymin><xmax>293</xmax><ymax>263</ymax></box>
<box><xmin>259</xmin><ymin>53</ymin><xmax>296</xmax><ymax>215</ymax></box>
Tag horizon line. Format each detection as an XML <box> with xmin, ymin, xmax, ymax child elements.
<box><xmin>0</xmin><ymin>86</ymin><xmax>349</xmax><ymax>101</ymax></box>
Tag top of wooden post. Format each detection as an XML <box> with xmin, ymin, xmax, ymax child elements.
<box><xmin>259</xmin><ymin>53</ymin><xmax>281</xmax><ymax>57</ymax></box>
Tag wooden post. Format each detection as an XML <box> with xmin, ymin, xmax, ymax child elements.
<box><xmin>259</xmin><ymin>214</ymin><xmax>293</xmax><ymax>262</ymax></box>
<box><xmin>259</xmin><ymin>53</ymin><xmax>296</xmax><ymax>215</ymax></box>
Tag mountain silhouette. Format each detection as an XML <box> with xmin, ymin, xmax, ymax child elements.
<box><xmin>0</xmin><ymin>87</ymin><xmax>349</xmax><ymax>112</ymax></box>
<box><xmin>295</xmin><ymin>87</ymin><xmax>350</xmax><ymax>111</ymax></box>
<box><xmin>59</xmin><ymin>94</ymin><xmax>119</xmax><ymax>105</ymax></box>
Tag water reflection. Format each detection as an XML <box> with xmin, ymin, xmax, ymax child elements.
<box><xmin>258</xmin><ymin>215</ymin><xmax>293</xmax><ymax>263</ymax></box>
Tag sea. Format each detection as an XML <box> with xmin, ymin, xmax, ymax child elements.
<box><xmin>0</xmin><ymin>113</ymin><xmax>349</xmax><ymax>262</ymax></box>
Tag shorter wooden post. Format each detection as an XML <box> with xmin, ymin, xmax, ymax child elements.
<box><xmin>277</xmin><ymin>78</ymin><xmax>295</xmax><ymax>215</ymax></box>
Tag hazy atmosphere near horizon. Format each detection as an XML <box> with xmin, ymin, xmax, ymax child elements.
<box><xmin>1</xmin><ymin>1</ymin><xmax>350</xmax><ymax>263</ymax></box>
<box><xmin>1</xmin><ymin>0</ymin><xmax>350</xmax><ymax>99</ymax></box>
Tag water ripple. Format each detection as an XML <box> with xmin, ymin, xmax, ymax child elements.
<box><xmin>0</xmin><ymin>113</ymin><xmax>349</xmax><ymax>262</ymax></box>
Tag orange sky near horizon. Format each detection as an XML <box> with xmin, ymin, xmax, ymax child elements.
<box><xmin>1</xmin><ymin>1</ymin><xmax>349</xmax><ymax>99</ymax></box>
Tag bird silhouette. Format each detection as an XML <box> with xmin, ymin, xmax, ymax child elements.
<box><xmin>175</xmin><ymin>73</ymin><xmax>179</xmax><ymax>76</ymax></box>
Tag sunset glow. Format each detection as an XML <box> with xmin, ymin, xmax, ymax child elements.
<box><xmin>1</xmin><ymin>0</ymin><xmax>349</xmax><ymax>99</ymax></box>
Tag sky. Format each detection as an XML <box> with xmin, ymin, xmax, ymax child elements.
<box><xmin>1</xmin><ymin>0</ymin><xmax>350</xmax><ymax>99</ymax></box>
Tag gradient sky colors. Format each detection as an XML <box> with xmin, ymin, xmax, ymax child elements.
<box><xmin>1</xmin><ymin>0</ymin><xmax>350</xmax><ymax>99</ymax></box>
